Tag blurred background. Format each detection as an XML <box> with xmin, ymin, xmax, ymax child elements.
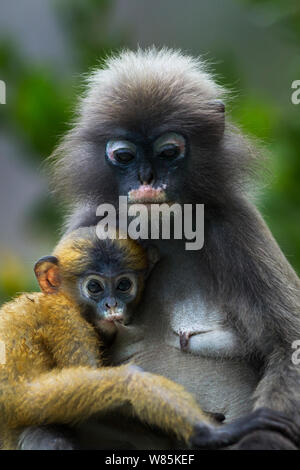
<box><xmin>0</xmin><ymin>0</ymin><xmax>299</xmax><ymax>303</ymax></box>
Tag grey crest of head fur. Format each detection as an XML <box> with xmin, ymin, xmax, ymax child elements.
<box><xmin>50</xmin><ymin>47</ymin><xmax>260</xmax><ymax>210</ymax></box>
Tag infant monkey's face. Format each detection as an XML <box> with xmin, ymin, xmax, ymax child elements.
<box><xmin>51</xmin><ymin>228</ymin><xmax>160</xmax><ymax>338</ymax></box>
<box><xmin>79</xmin><ymin>270</ymin><xmax>140</xmax><ymax>327</ymax></box>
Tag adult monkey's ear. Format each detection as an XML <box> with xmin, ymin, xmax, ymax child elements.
<box><xmin>203</xmin><ymin>99</ymin><xmax>225</xmax><ymax>137</ymax></box>
<box><xmin>34</xmin><ymin>256</ymin><xmax>61</xmax><ymax>294</ymax></box>
<box><xmin>208</xmin><ymin>99</ymin><xmax>225</xmax><ymax>113</ymax></box>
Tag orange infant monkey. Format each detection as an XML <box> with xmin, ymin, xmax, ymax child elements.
<box><xmin>0</xmin><ymin>227</ymin><xmax>210</xmax><ymax>449</ymax></box>
<box><xmin>0</xmin><ymin>227</ymin><xmax>288</xmax><ymax>450</ymax></box>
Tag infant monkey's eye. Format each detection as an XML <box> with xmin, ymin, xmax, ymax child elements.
<box><xmin>86</xmin><ymin>279</ymin><xmax>104</xmax><ymax>295</ymax></box>
<box><xmin>117</xmin><ymin>278</ymin><xmax>132</xmax><ymax>292</ymax></box>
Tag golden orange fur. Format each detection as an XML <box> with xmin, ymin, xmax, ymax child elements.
<box><xmin>0</xmin><ymin>232</ymin><xmax>213</xmax><ymax>449</ymax></box>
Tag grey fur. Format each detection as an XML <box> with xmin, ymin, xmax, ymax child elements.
<box><xmin>45</xmin><ymin>47</ymin><xmax>300</xmax><ymax>449</ymax></box>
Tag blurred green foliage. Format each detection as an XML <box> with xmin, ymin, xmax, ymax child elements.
<box><xmin>0</xmin><ymin>0</ymin><xmax>123</xmax><ymax>302</ymax></box>
<box><xmin>0</xmin><ymin>0</ymin><xmax>299</xmax><ymax>304</ymax></box>
<box><xmin>223</xmin><ymin>0</ymin><xmax>300</xmax><ymax>271</ymax></box>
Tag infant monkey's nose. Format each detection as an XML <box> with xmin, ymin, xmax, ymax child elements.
<box><xmin>105</xmin><ymin>298</ymin><xmax>117</xmax><ymax>309</ymax></box>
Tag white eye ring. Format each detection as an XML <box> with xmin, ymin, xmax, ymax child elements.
<box><xmin>116</xmin><ymin>277</ymin><xmax>132</xmax><ymax>292</ymax></box>
<box><xmin>154</xmin><ymin>132</ymin><xmax>185</xmax><ymax>158</ymax></box>
<box><xmin>106</xmin><ymin>140</ymin><xmax>137</xmax><ymax>164</ymax></box>
<box><xmin>82</xmin><ymin>275</ymin><xmax>105</xmax><ymax>297</ymax></box>
<box><xmin>115</xmin><ymin>273</ymin><xmax>137</xmax><ymax>297</ymax></box>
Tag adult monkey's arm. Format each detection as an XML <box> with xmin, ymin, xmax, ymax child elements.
<box><xmin>204</xmin><ymin>199</ymin><xmax>300</xmax><ymax>449</ymax></box>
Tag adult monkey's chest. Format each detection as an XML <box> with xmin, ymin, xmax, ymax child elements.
<box><xmin>109</xmin><ymin>239</ymin><xmax>259</xmax><ymax>422</ymax></box>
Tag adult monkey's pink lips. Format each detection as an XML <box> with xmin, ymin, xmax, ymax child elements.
<box><xmin>128</xmin><ymin>185</ymin><xmax>167</xmax><ymax>203</ymax></box>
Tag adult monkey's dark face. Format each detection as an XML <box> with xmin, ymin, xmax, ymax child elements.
<box><xmin>105</xmin><ymin>131</ymin><xmax>187</xmax><ymax>204</ymax></box>
<box><xmin>51</xmin><ymin>48</ymin><xmax>254</xmax><ymax>209</ymax></box>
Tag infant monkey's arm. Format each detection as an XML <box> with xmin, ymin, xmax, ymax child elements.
<box><xmin>3</xmin><ymin>351</ymin><xmax>293</xmax><ymax>450</ymax></box>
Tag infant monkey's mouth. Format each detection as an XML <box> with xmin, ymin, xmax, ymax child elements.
<box><xmin>105</xmin><ymin>312</ymin><xmax>124</xmax><ymax>323</ymax></box>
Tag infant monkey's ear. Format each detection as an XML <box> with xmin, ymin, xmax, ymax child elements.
<box><xmin>146</xmin><ymin>245</ymin><xmax>160</xmax><ymax>278</ymax></box>
<box><xmin>34</xmin><ymin>256</ymin><xmax>61</xmax><ymax>294</ymax></box>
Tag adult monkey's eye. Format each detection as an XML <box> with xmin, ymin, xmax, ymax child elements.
<box><xmin>106</xmin><ymin>140</ymin><xmax>136</xmax><ymax>164</ymax></box>
<box><xmin>158</xmin><ymin>144</ymin><xmax>180</xmax><ymax>159</ymax></box>
<box><xmin>117</xmin><ymin>277</ymin><xmax>132</xmax><ymax>292</ymax></box>
<box><xmin>154</xmin><ymin>132</ymin><xmax>186</xmax><ymax>160</ymax></box>
<box><xmin>85</xmin><ymin>278</ymin><xmax>104</xmax><ymax>295</ymax></box>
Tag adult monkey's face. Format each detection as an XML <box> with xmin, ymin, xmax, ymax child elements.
<box><xmin>51</xmin><ymin>49</ymin><xmax>246</xmax><ymax>209</ymax></box>
<box><xmin>105</xmin><ymin>131</ymin><xmax>187</xmax><ymax>204</ymax></box>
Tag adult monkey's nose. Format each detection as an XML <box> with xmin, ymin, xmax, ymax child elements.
<box><xmin>138</xmin><ymin>165</ymin><xmax>154</xmax><ymax>185</ymax></box>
